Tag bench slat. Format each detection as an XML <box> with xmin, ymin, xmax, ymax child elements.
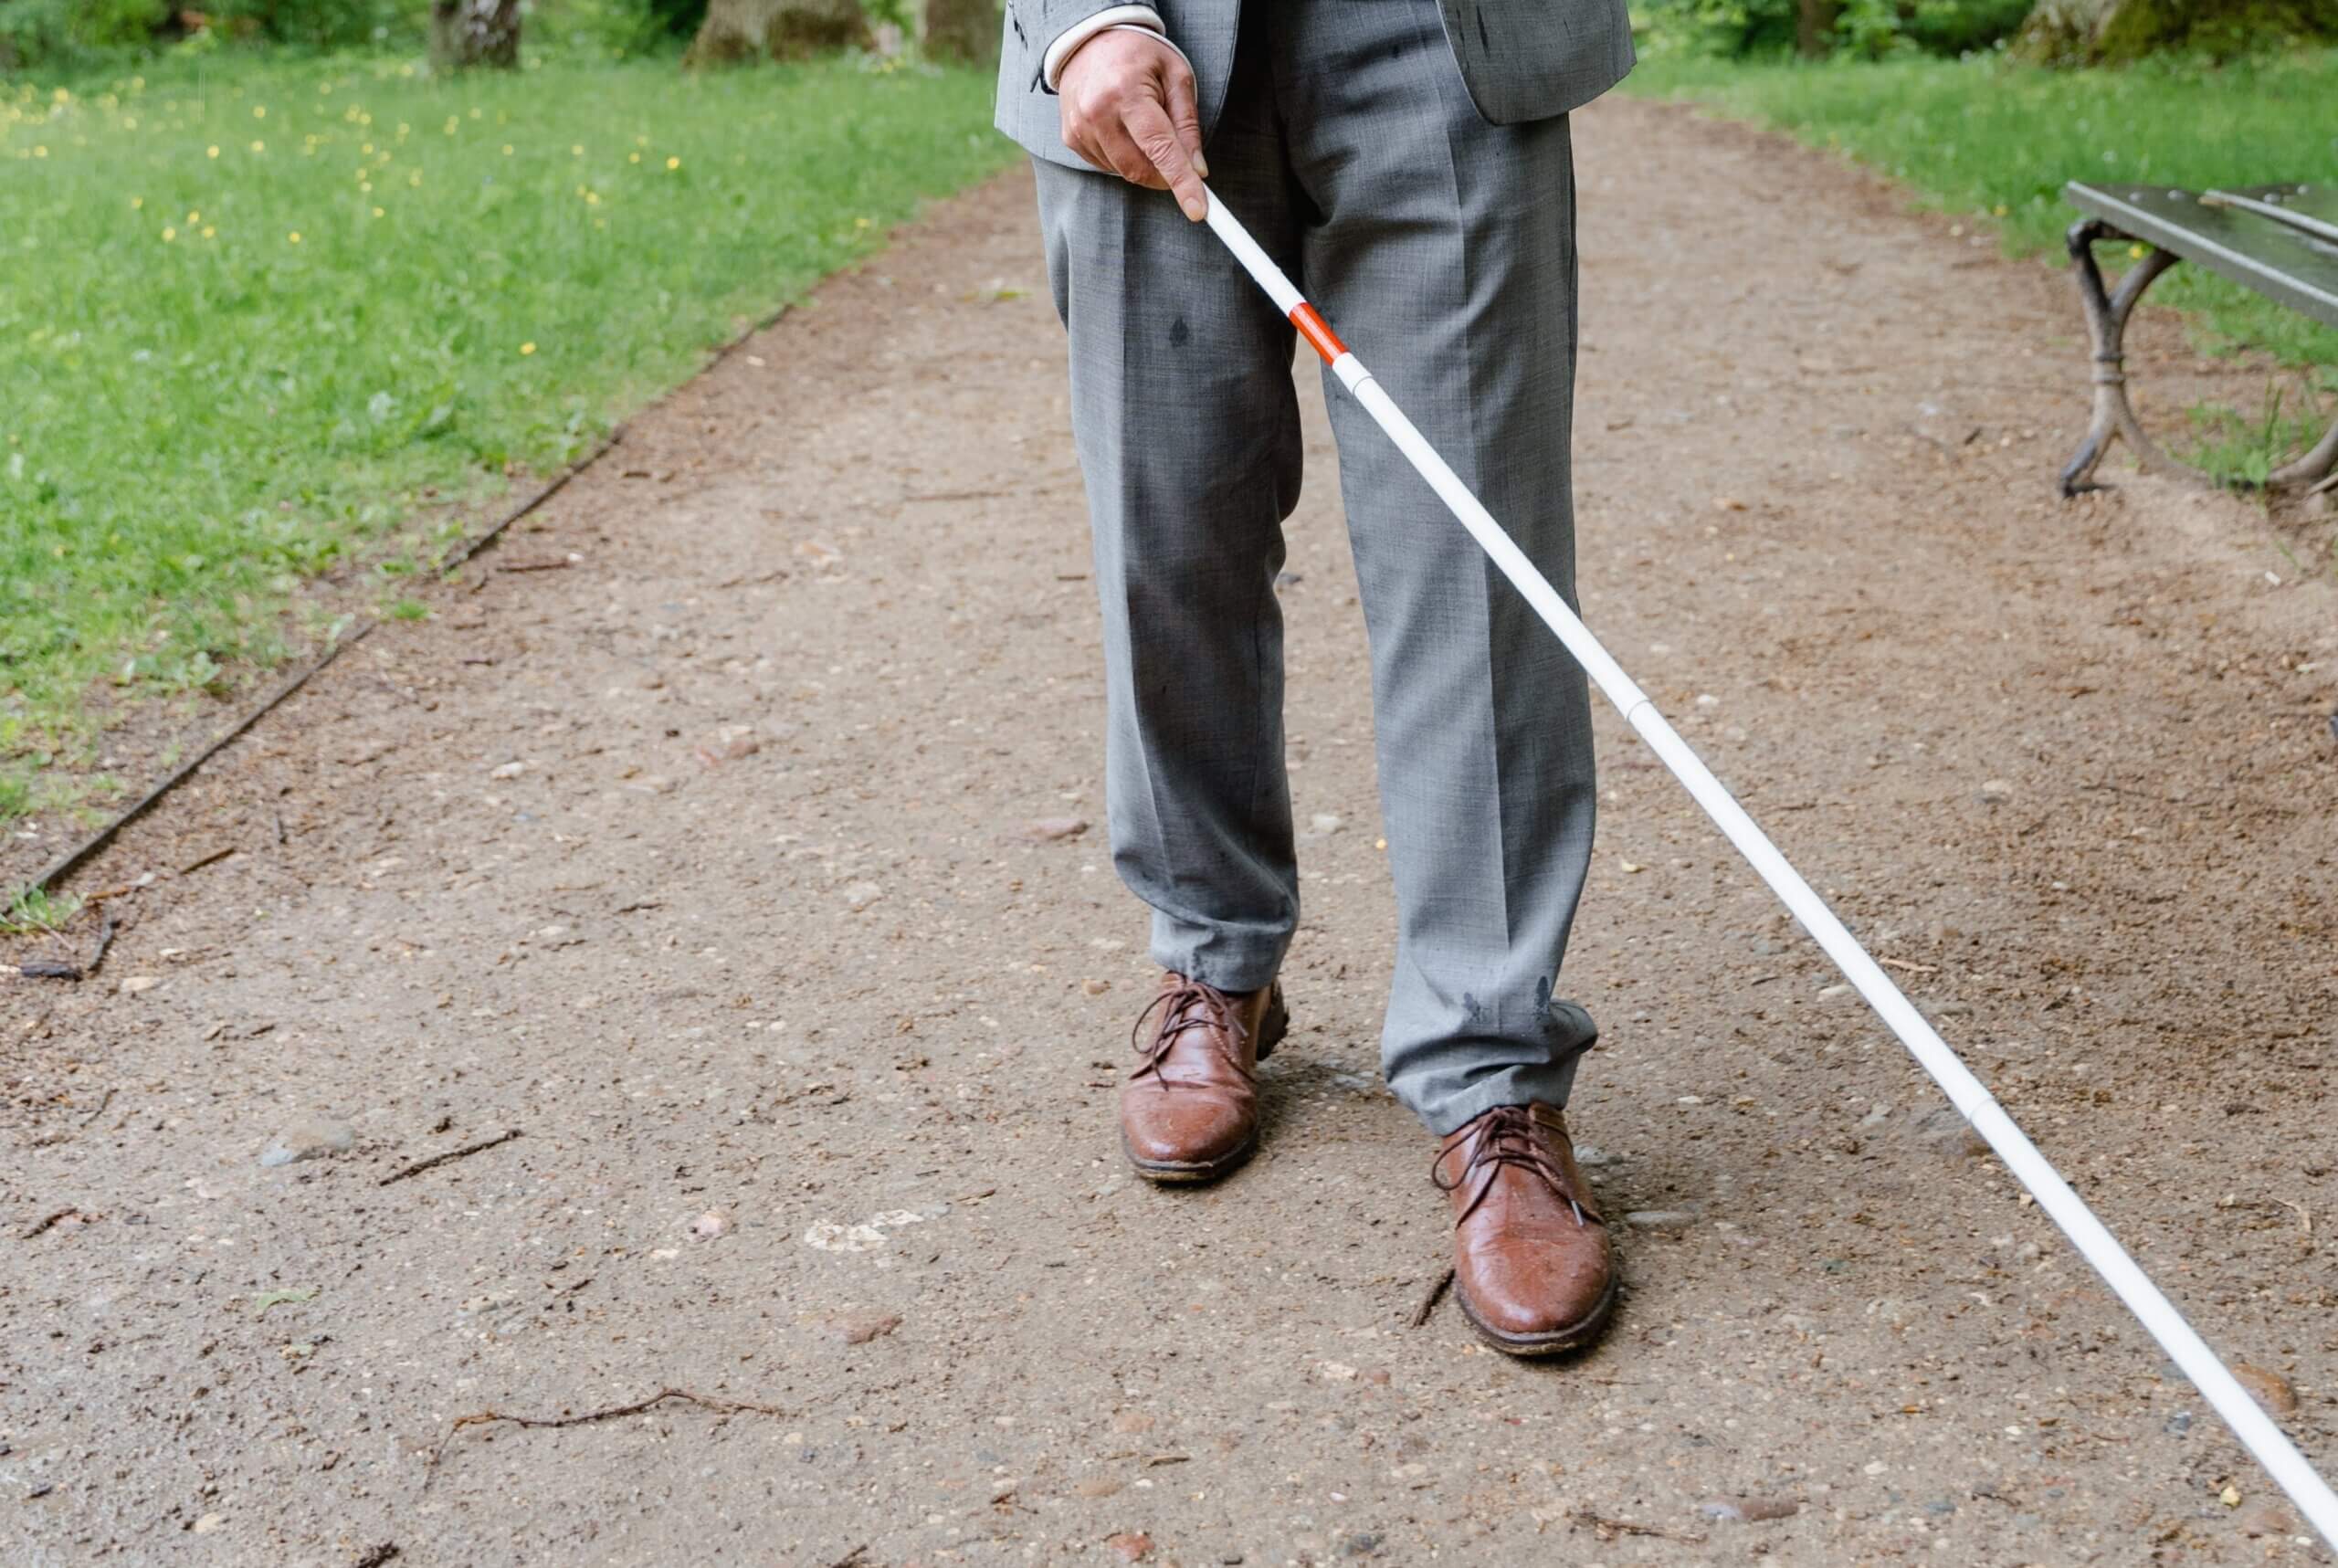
<box><xmin>2065</xmin><ymin>182</ymin><xmax>2338</xmax><ymax>327</ymax></box>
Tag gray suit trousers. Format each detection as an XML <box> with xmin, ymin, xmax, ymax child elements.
<box><xmin>1033</xmin><ymin>0</ymin><xmax>1599</xmax><ymax>1135</ymax></box>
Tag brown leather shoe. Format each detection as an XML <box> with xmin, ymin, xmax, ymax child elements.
<box><xmin>1120</xmin><ymin>973</ymin><xmax>1288</xmax><ymax>1184</ymax></box>
<box><xmin>1433</xmin><ymin>1102</ymin><xmax>1617</xmax><ymax>1356</ymax></box>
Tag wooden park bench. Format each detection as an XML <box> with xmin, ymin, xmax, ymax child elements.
<box><xmin>2058</xmin><ymin>181</ymin><xmax>2338</xmax><ymax>500</ymax></box>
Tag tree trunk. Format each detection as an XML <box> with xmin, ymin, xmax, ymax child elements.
<box><xmin>685</xmin><ymin>0</ymin><xmax>870</xmax><ymax>64</ymax></box>
<box><xmin>429</xmin><ymin>0</ymin><xmax>521</xmax><ymax>69</ymax></box>
<box><xmin>922</xmin><ymin>0</ymin><xmax>999</xmax><ymax>62</ymax></box>
<box><xmin>1794</xmin><ymin>0</ymin><xmax>1838</xmax><ymax>56</ymax></box>
<box><xmin>2017</xmin><ymin>0</ymin><xmax>2338</xmax><ymax>62</ymax></box>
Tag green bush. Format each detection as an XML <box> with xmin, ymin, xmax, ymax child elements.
<box><xmin>207</xmin><ymin>0</ymin><xmax>404</xmax><ymax>47</ymax></box>
<box><xmin>0</xmin><ymin>0</ymin><xmax>172</xmax><ymax>68</ymax></box>
<box><xmin>1635</xmin><ymin>0</ymin><xmax>2038</xmax><ymax>58</ymax></box>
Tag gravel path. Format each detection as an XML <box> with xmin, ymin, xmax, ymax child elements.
<box><xmin>5</xmin><ymin>99</ymin><xmax>2335</xmax><ymax>1566</ymax></box>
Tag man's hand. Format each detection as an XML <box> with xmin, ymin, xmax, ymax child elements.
<box><xmin>1058</xmin><ymin>29</ymin><xmax>1210</xmax><ymax>221</ymax></box>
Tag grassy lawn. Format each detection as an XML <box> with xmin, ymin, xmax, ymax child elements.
<box><xmin>1628</xmin><ymin>50</ymin><xmax>2338</xmax><ymax>475</ymax></box>
<box><xmin>0</xmin><ymin>48</ymin><xmax>1015</xmax><ymax>827</ymax></box>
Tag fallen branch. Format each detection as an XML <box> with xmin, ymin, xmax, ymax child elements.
<box><xmin>377</xmin><ymin>1128</ymin><xmax>521</xmax><ymax>1187</ymax></box>
<box><xmin>1409</xmin><ymin>1266</ymin><xmax>1455</xmax><ymax>1329</ymax></box>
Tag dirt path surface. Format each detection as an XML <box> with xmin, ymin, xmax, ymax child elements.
<box><xmin>7</xmin><ymin>100</ymin><xmax>2337</xmax><ymax>1567</ymax></box>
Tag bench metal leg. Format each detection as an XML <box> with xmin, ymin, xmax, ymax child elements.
<box><xmin>2266</xmin><ymin>415</ymin><xmax>2338</xmax><ymax>494</ymax></box>
<box><xmin>2060</xmin><ymin>216</ymin><xmax>2338</xmax><ymax>500</ymax></box>
<box><xmin>2059</xmin><ymin>218</ymin><xmax>2189</xmax><ymax>497</ymax></box>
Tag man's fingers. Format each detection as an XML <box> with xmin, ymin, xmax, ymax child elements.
<box><xmin>1091</xmin><ymin>120</ymin><xmax>1165</xmax><ymax>191</ymax></box>
<box><xmin>1164</xmin><ymin>64</ymin><xmax>1207</xmax><ymax>180</ymax></box>
<box><xmin>1123</xmin><ymin>97</ymin><xmax>1206</xmax><ymax>222</ymax></box>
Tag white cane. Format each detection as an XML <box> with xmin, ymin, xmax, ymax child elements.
<box><xmin>1195</xmin><ymin>186</ymin><xmax>2338</xmax><ymax>1550</ymax></box>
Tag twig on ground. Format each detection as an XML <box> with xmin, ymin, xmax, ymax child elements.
<box><xmin>78</xmin><ymin>1088</ymin><xmax>116</xmax><ymax>1127</ymax></box>
<box><xmin>823</xmin><ymin>1546</ymin><xmax>870</xmax><ymax>1568</ymax></box>
<box><xmin>23</xmin><ymin>1208</ymin><xmax>81</xmax><ymax>1238</ymax></box>
<box><xmin>433</xmin><ymin>1387</ymin><xmax>791</xmax><ymax>1475</ymax></box>
<box><xmin>179</xmin><ymin>845</ymin><xmax>237</xmax><ymax>877</ymax></box>
<box><xmin>1571</xmin><ymin>1507</ymin><xmax>1706</xmax><ymax>1545</ymax></box>
<box><xmin>16</xmin><ymin>910</ymin><xmax>120</xmax><ymax>982</ymax></box>
<box><xmin>1410</xmin><ymin>1266</ymin><xmax>1455</xmax><ymax>1329</ymax></box>
<box><xmin>84</xmin><ymin>910</ymin><xmax>120</xmax><ymax>975</ymax></box>
<box><xmin>377</xmin><ymin>1128</ymin><xmax>521</xmax><ymax>1187</ymax></box>
<box><xmin>497</xmin><ymin>558</ymin><xmax>575</xmax><ymax>574</ymax></box>
<box><xmin>352</xmin><ymin>1543</ymin><xmax>401</xmax><ymax>1568</ymax></box>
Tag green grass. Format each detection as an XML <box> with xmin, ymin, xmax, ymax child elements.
<box><xmin>1627</xmin><ymin>49</ymin><xmax>2338</xmax><ymax>463</ymax></box>
<box><xmin>0</xmin><ymin>47</ymin><xmax>1016</xmax><ymax>826</ymax></box>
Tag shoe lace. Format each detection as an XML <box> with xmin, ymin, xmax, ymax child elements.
<box><xmin>1430</xmin><ymin>1105</ymin><xmax>1588</xmax><ymax>1228</ymax></box>
<box><xmin>1129</xmin><ymin>979</ymin><xmax>1255</xmax><ymax>1086</ymax></box>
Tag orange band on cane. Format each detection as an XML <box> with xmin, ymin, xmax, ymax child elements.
<box><xmin>1290</xmin><ymin>302</ymin><xmax>1348</xmax><ymax>364</ymax></box>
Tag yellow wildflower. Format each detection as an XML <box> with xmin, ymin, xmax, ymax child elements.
<box><xmin>520</xmin><ymin>342</ymin><xmax>536</xmax><ymax>355</ymax></box>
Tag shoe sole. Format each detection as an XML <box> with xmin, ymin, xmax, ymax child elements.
<box><xmin>1451</xmin><ymin>1268</ymin><xmax>1620</xmax><ymax>1359</ymax></box>
<box><xmin>1124</xmin><ymin>989</ymin><xmax>1288</xmax><ymax>1185</ymax></box>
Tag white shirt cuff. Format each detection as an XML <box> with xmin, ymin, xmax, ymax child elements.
<box><xmin>1042</xmin><ymin>5</ymin><xmax>1165</xmax><ymax>90</ymax></box>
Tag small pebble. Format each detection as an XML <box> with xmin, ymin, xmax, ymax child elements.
<box><xmin>2232</xmin><ymin>1363</ymin><xmax>2298</xmax><ymax>1415</ymax></box>
<box><xmin>690</xmin><ymin>1210</ymin><xmax>731</xmax><ymax>1240</ymax></box>
<box><xmin>1623</xmin><ymin>1210</ymin><xmax>1695</xmax><ymax>1230</ymax></box>
<box><xmin>2235</xmin><ymin>1500</ymin><xmax>2298</xmax><ymax>1538</ymax></box>
<box><xmin>1310</xmin><ymin>813</ymin><xmax>1344</xmax><ymax>835</ymax></box>
<box><xmin>1106</xmin><ymin>1531</ymin><xmax>1153</xmax><ymax>1562</ymax></box>
<box><xmin>829</xmin><ymin>1310</ymin><xmax>900</xmax><ymax>1345</ymax></box>
<box><xmin>119</xmin><ymin>975</ymin><xmax>162</xmax><ymax>994</ymax></box>
<box><xmin>1978</xmin><ymin>778</ymin><xmax>2013</xmax><ymax>804</ymax></box>
<box><xmin>259</xmin><ymin>1120</ymin><xmax>354</xmax><ymax>1167</ymax></box>
<box><xmin>1907</xmin><ymin>1104</ymin><xmax>1989</xmax><ymax>1161</ymax></box>
<box><xmin>840</xmin><ymin>881</ymin><xmax>882</xmax><ymax>912</ymax></box>
<box><xmin>1699</xmin><ymin>1496</ymin><xmax>1799</xmax><ymax>1523</ymax></box>
<box><xmin>1021</xmin><ymin>816</ymin><xmax>1090</xmax><ymax>842</ymax></box>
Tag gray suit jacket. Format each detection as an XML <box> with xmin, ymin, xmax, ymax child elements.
<box><xmin>995</xmin><ymin>0</ymin><xmax>1635</xmax><ymax>171</ymax></box>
